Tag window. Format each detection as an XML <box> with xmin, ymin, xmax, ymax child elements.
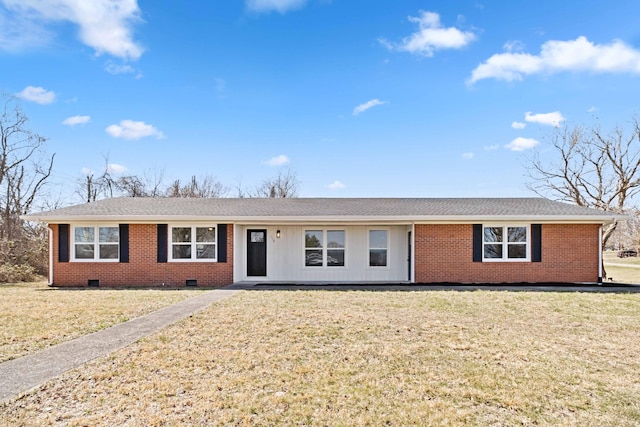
<box><xmin>483</xmin><ymin>225</ymin><xmax>528</xmax><ymax>261</ymax></box>
<box><xmin>305</xmin><ymin>229</ymin><xmax>345</xmax><ymax>267</ymax></box>
<box><xmin>73</xmin><ymin>226</ymin><xmax>119</xmax><ymax>261</ymax></box>
<box><xmin>170</xmin><ymin>226</ymin><xmax>216</xmax><ymax>261</ymax></box>
<box><xmin>327</xmin><ymin>230</ymin><xmax>345</xmax><ymax>267</ymax></box>
<box><xmin>369</xmin><ymin>229</ymin><xmax>388</xmax><ymax>267</ymax></box>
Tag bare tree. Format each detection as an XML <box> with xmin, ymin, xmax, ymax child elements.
<box><xmin>165</xmin><ymin>175</ymin><xmax>228</xmax><ymax>198</ymax></box>
<box><xmin>0</xmin><ymin>95</ymin><xmax>54</xmax><ymax>278</ymax></box>
<box><xmin>140</xmin><ymin>167</ymin><xmax>166</xmax><ymax>197</ymax></box>
<box><xmin>252</xmin><ymin>169</ymin><xmax>300</xmax><ymax>198</ymax></box>
<box><xmin>527</xmin><ymin>118</ymin><xmax>640</xmax><ymax>254</ymax></box>
<box><xmin>75</xmin><ymin>155</ymin><xmax>118</xmax><ymax>202</ymax></box>
<box><xmin>0</xmin><ymin>95</ymin><xmax>55</xmax><ymax>238</ymax></box>
<box><xmin>76</xmin><ymin>156</ymin><xmax>166</xmax><ymax>200</ymax></box>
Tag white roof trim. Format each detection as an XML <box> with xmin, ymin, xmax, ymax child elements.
<box><xmin>28</xmin><ymin>214</ymin><xmax>617</xmax><ymax>224</ymax></box>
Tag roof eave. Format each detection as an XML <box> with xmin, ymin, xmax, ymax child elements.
<box><xmin>21</xmin><ymin>214</ymin><xmax>620</xmax><ymax>224</ymax></box>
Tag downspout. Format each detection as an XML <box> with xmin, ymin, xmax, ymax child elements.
<box><xmin>598</xmin><ymin>225</ymin><xmax>603</xmax><ymax>284</ymax></box>
<box><xmin>48</xmin><ymin>226</ymin><xmax>54</xmax><ymax>287</ymax></box>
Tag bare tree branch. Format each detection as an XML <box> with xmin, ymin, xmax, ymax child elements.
<box><xmin>0</xmin><ymin>94</ymin><xmax>54</xmax><ymax>277</ymax></box>
<box><xmin>526</xmin><ymin>118</ymin><xmax>640</xmax><ymax>278</ymax></box>
<box><xmin>251</xmin><ymin>169</ymin><xmax>300</xmax><ymax>198</ymax></box>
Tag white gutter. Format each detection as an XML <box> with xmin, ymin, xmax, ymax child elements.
<box><xmin>48</xmin><ymin>227</ymin><xmax>53</xmax><ymax>286</ymax></box>
<box><xmin>22</xmin><ymin>214</ymin><xmax>620</xmax><ymax>225</ymax></box>
<box><xmin>598</xmin><ymin>225</ymin><xmax>603</xmax><ymax>284</ymax></box>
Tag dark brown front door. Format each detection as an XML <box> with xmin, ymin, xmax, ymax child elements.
<box><xmin>247</xmin><ymin>229</ymin><xmax>267</xmax><ymax>277</ymax></box>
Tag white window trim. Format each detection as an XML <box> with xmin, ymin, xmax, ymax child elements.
<box><xmin>303</xmin><ymin>229</ymin><xmax>347</xmax><ymax>269</ymax></box>
<box><xmin>168</xmin><ymin>225</ymin><xmax>218</xmax><ymax>263</ymax></box>
<box><xmin>368</xmin><ymin>227</ymin><xmax>390</xmax><ymax>269</ymax></box>
<box><xmin>482</xmin><ymin>224</ymin><xmax>530</xmax><ymax>262</ymax></box>
<box><xmin>71</xmin><ymin>224</ymin><xmax>120</xmax><ymax>262</ymax></box>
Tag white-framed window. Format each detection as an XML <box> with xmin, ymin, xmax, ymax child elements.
<box><xmin>369</xmin><ymin>229</ymin><xmax>388</xmax><ymax>267</ymax></box>
<box><xmin>483</xmin><ymin>225</ymin><xmax>529</xmax><ymax>261</ymax></box>
<box><xmin>170</xmin><ymin>225</ymin><xmax>217</xmax><ymax>262</ymax></box>
<box><xmin>304</xmin><ymin>229</ymin><xmax>345</xmax><ymax>267</ymax></box>
<box><xmin>72</xmin><ymin>225</ymin><xmax>119</xmax><ymax>262</ymax></box>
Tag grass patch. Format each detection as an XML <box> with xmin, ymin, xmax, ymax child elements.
<box><xmin>604</xmin><ymin>265</ymin><xmax>640</xmax><ymax>284</ymax></box>
<box><xmin>0</xmin><ymin>281</ymin><xmax>205</xmax><ymax>363</ymax></box>
<box><xmin>603</xmin><ymin>251</ymin><xmax>640</xmax><ymax>283</ymax></box>
<box><xmin>2</xmin><ymin>290</ymin><xmax>640</xmax><ymax>425</ymax></box>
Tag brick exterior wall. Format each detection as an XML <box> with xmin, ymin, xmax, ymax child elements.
<box><xmin>414</xmin><ymin>223</ymin><xmax>600</xmax><ymax>283</ymax></box>
<box><xmin>49</xmin><ymin>224</ymin><xmax>233</xmax><ymax>287</ymax></box>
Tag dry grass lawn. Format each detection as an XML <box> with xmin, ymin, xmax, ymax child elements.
<box><xmin>603</xmin><ymin>265</ymin><xmax>640</xmax><ymax>284</ymax></box>
<box><xmin>0</xmin><ymin>281</ymin><xmax>204</xmax><ymax>363</ymax></box>
<box><xmin>2</xmin><ymin>290</ymin><xmax>640</xmax><ymax>426</ymax></box>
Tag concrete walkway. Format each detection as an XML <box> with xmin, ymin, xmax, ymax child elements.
<box><xmin>0</xmin><ymin>288</ymin><xmax>240</xmax><ymax>405</ymax></box>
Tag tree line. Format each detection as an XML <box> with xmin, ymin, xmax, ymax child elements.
<box><xmin>78</xmin><ymin>159</ymin><xmax>299</xmax><ymax>201</ymax></box>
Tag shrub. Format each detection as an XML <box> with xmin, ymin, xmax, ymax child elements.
<box><xmin>0</xmin><ymin>263</ymin><xmax>37</xmax><ymax>283</ymax></box>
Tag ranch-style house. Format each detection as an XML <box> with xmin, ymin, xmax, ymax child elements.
<box><xmin>22</xmin><ymin>197</ymin><xmax>619</xmax><ymax>287</ymax></box>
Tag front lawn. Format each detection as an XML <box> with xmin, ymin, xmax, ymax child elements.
<box><xmin>0</xmin><ymin>281</ymin><xmax>205</xmax><ymax>363</ymax></box>
<box><xmin>2</xmin><ymin>290</ymin><xmax>639</xmax><ymax>425</ymax></box>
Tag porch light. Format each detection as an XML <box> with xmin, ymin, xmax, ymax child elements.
<box><xmin>276</xmin><ymin>230</ymin><xmax>281</xmax><ymax>239</ymax></box>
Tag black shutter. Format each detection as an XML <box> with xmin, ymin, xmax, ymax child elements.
<box><xmin>472</xmin><ymin>224</ymin><xmax>483</xmax><ymax>262</ymax></box>
<box><xmin>157</xmin><ymin>224</ymin><xmax>168</xmax><ymax>263</ymax></box>
<box><xmin>531</xmin><ymin>224</ymin><xmax>542</xmax><ymax>263</ymax></box>
<box><xmin>217</xmin><ymin>224</ymin><xmax>227</xmax><ymax>263</ymax></box>
<box><xmin>119</xmin><ymin>224</ymin><xmax>129</xmax><ymax>263</ymax></box>
<box><xmin>58</xmin><ymin>224</ymin><xmax>70</xmax><ymax>263</ymax></box>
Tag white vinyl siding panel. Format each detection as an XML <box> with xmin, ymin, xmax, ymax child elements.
<box><xmin>238</xmin><ymin>225</ymin><xmax>408</xmax><ymax>282</ymax></box>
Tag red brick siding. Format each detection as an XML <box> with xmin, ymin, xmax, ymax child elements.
<box><xmin>414</xmin><ymin>224</ymin><xmax>600</xmax><ymax>283</ymax></box>
<box><xmin>49</xmin><ymin>224</ymin><xmax>233</xmax><ymax>287</ymax></box>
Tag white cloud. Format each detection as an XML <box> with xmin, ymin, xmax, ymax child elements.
<box><xmin>469</xmin><ymin>36</ymin><xmax>640</xmax><ymax>84</ymax></box>
<box><xmin>1</xmin><ymin>0</ymin><xmax>144</xmax><ymax>60</ymax></box>
<box><xmin>503</xmin><ymin>40</ymin><xmax>525</xmax><ymax>52</ymax></box>
<box><xmin>16</xmin><ymin>86</ymin><xmax>55</xmax><ymax>104</ymax></box>
<box><xmin>484</xmin><ymin>144</ymin><xmax>500</xmax><ymax>150</ymax></box>
<box><xmin>587</xmin><ymin>106</ymin><xmax>599</xmax><ymax>113</ymax></box>
<box><xmin>353</xmin><ymin>99</ymin><xmax>386</xmax><ymax>116</ymax></box>
<box><xmin>81</xmin><ymin>167</ymin><xmax>94</xmax><ymax>176</ymax></box>
<box><xmin>105</xmin><ymin>120</ymin><xmax>165</xmax><ymax>140</ymax></box>
<box><xmin>105</xmin><ymin>61</ymin><xmax>134</xmax><ymax>74</ymax></box>
<box><xmin>379</xmin><ymin>10</ymin><xmax>476</xmax><ymax>57</ymax></box>
<box><xmin>462</xmin><ymin>152</ymin><xmax>474</xmax><ymax>159</ymax></box>
<box><xmin>511</xmin><ymin>121</ymin><xmax>526</xmax><ymax>129</ymax></box>
<box><xmin>0</xmin><ymin>7</ymin><xmax>52</xmax><ymax>51</ymax></box>
<box><xmin>245</xmin><ymin>0</ymin><xmax>306</xmax><ymax>14</ymax></box>
<box><xmin>107</xmin><ymin>163</ymin><xmax>127</xmax><ymax>174</ymax></box>
<box><xmin>265</xmin><ymin>154</ymin><xmax>290</xmax><ymax>166</ymax></box>
<box><xmin>62</xmin><ymin>115</ymin><xmax>90</xmax><ymax>126</ymax></box>
<box><xmin>505</xmin><ymin>137</ymin><xmax>539</xmax><ymax>151</ymax></box>
<box><xmin>327</xmin><ymin>180</ymin><xmax>346</xmax><ymax>190</ymax></box>
<box><xmin>525</xmin><ymin>111</ymin><xmax>565</xmax><ymax>127</ymax></box>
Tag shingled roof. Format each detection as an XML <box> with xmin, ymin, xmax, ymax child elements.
<box><xmin>23</xmin><ymin>197</ymin><xmax>619</xmax><ymax>223</ymax></box>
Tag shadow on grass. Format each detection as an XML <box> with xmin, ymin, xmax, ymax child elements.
<box><xmin>33</xmin><ymin>286</ymin><xmax>212</xmax><ymax>292</ymax></box>
<box><xmin>238</xmin><ymin>282</ymin><xmax>640</xmax><ymax>293</ymax></box>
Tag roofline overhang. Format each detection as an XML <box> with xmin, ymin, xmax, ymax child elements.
<box><xmin>21</xmin><ymin>214</ymin><xmax>621</xmax><ymax>225</ymax></box>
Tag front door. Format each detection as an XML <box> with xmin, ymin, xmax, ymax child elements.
<box><xmin>247</xmin><ymin>229</ymin><xmax>267</xmax><ymax>277</ymax></box>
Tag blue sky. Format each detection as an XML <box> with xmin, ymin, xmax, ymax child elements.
<box><xmin>2</xmin><ymin>0</ymin><xmax>640</xmax><ymax>202</ymax></box>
